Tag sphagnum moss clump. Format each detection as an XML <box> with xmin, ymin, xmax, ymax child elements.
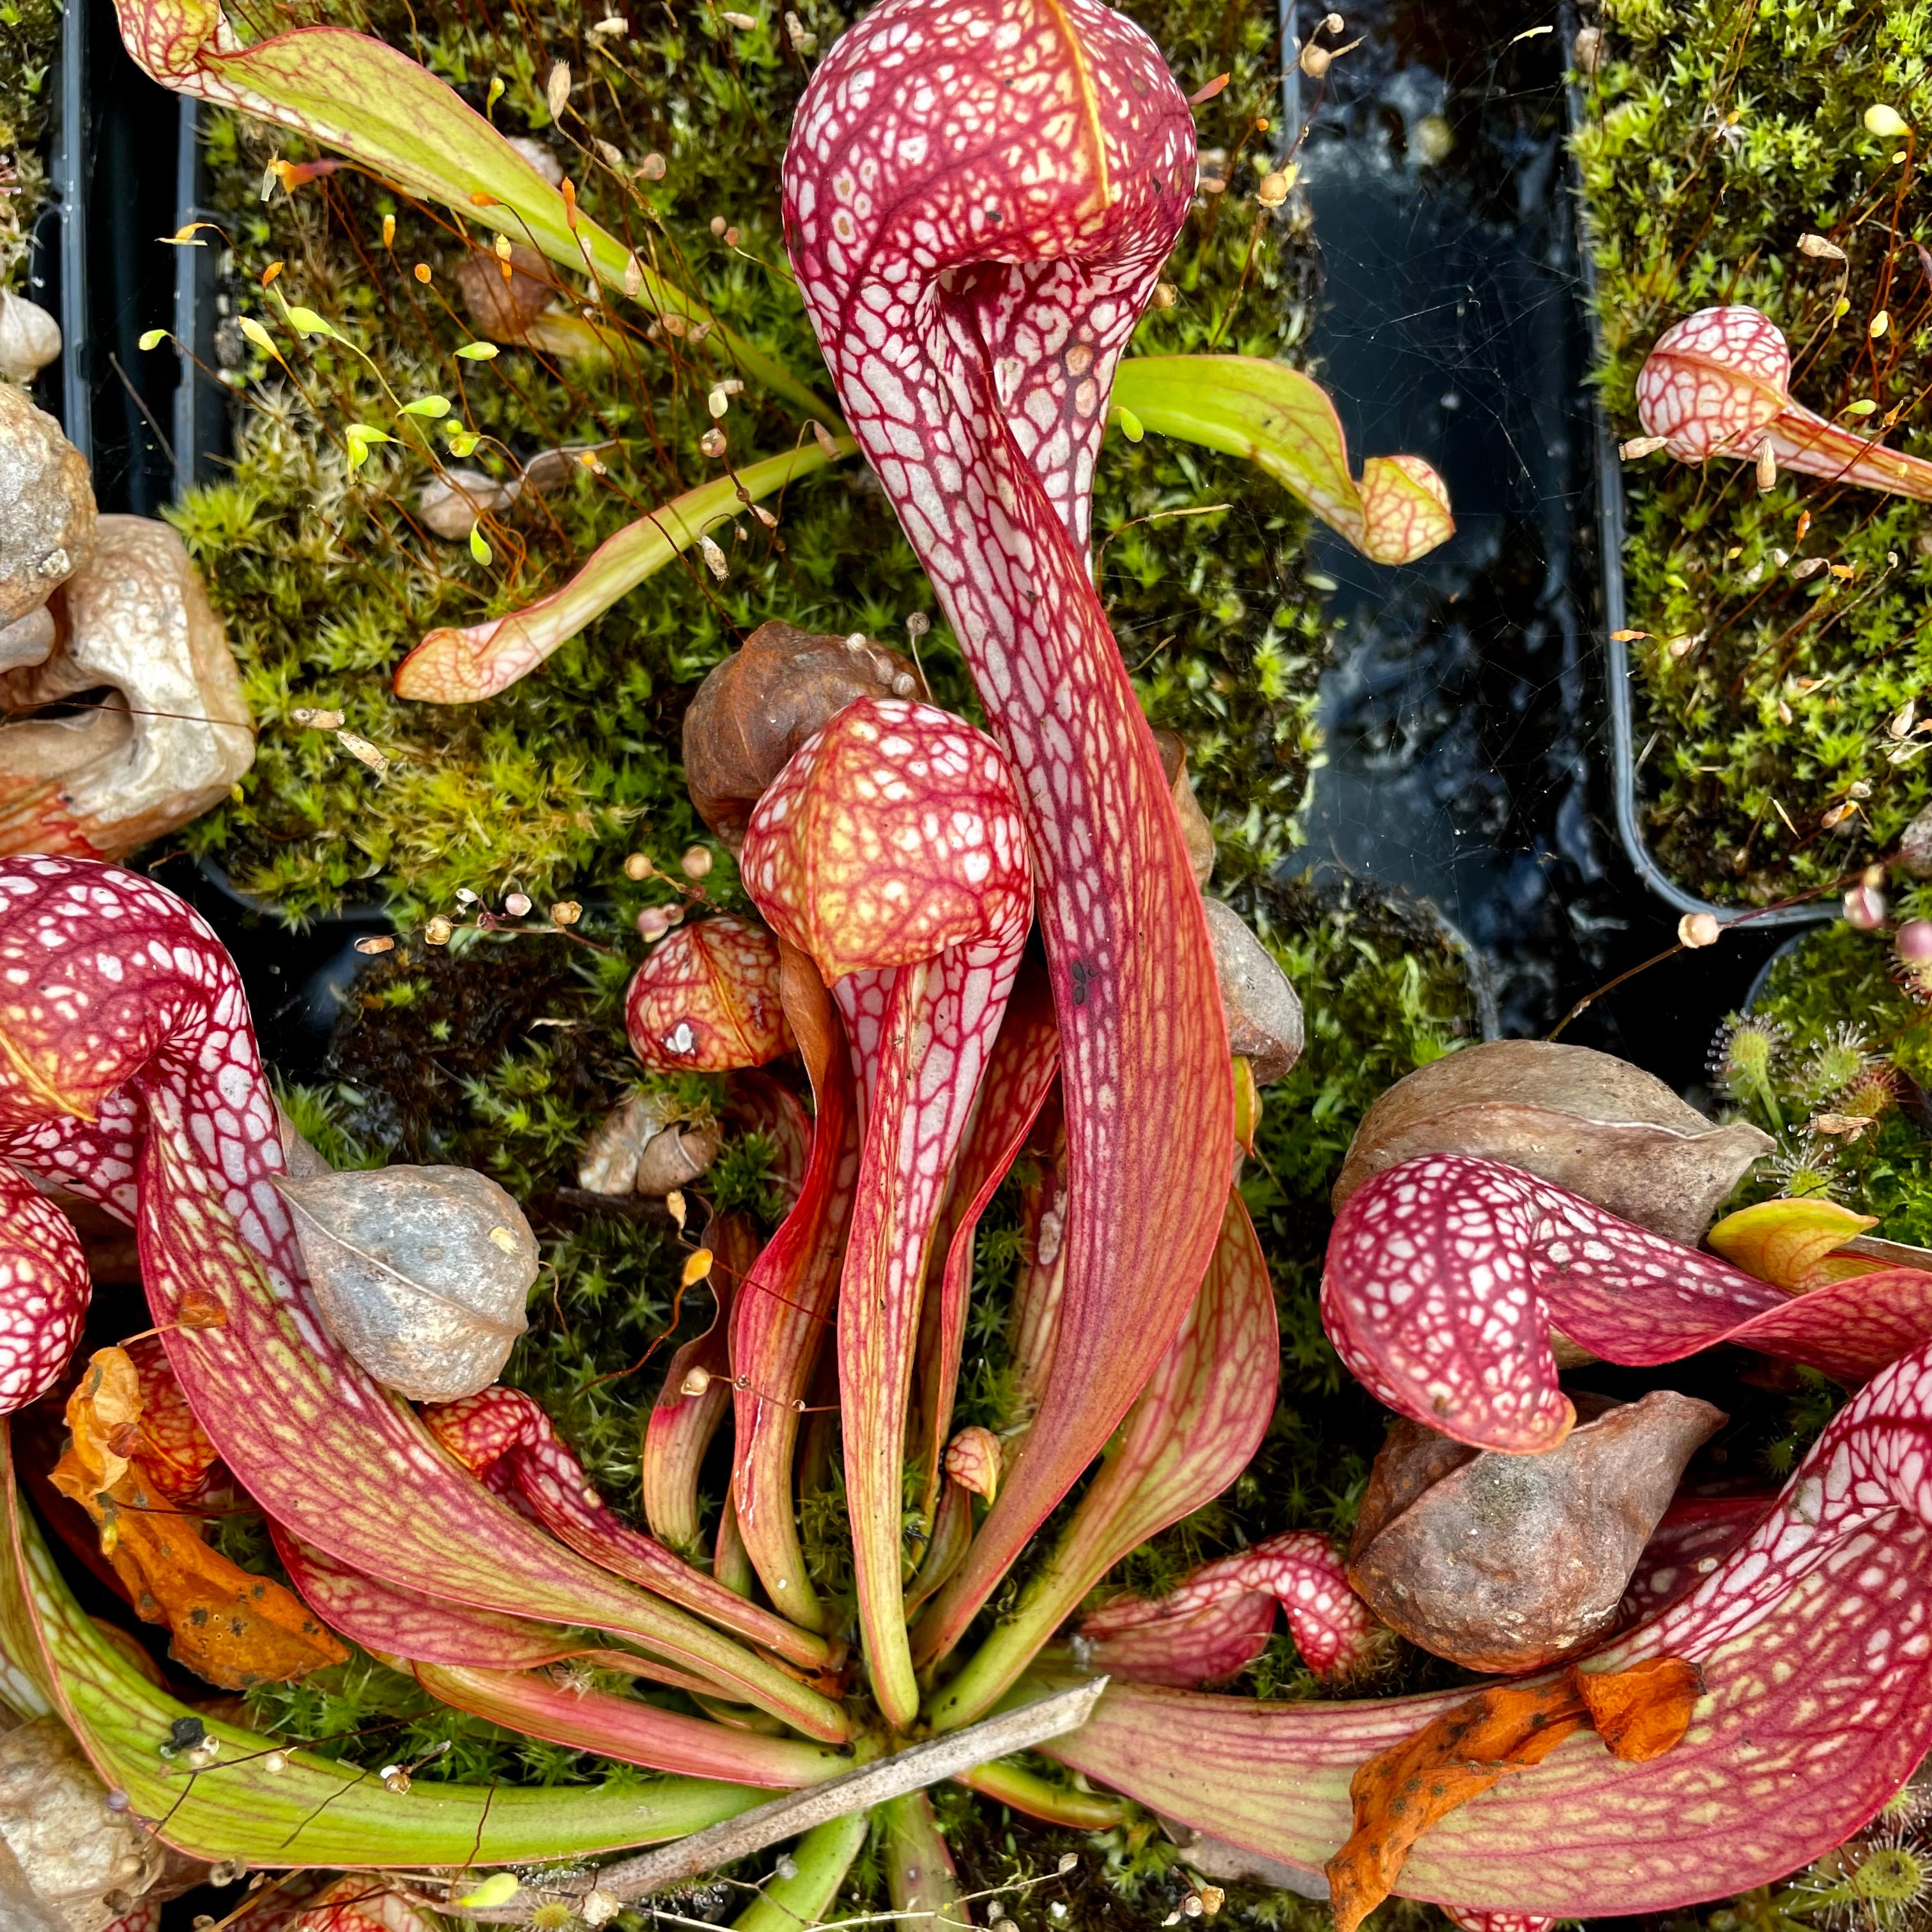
<box><xmin>1574</xmin><ymin>0</ymin><xmax>1932</xmax><ymax>906</ymax></box>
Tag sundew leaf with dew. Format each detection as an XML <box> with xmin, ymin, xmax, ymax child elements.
<box><xmin>924</xmin><ymin>1188</ymin><xmax>1278</xmax><ymax>1727</ymax></box>
<box><xmin>411</xmin><ymin>1662</ymin><xmax>860</xmax><ymax>1788</ymax></box>
<box><xmin>1041</xmin><ymin>1337</ymin><xmax>1932</xmax><ymax>1918</ymax></box>
<box><xmin>393</xmin><ymin>443</ymin><xmax>850</xmax><ymax>703</ymax></box>
<box><xmin>1323</xmin><ymin>1154</ymin><xmax>1932</xmax><ymax>1452</ymax></box>
<box><xmin>1110</xmin><ymin>357</ymin><xmax>1454</xmax><ymax>564</ymax></box>
<box><xmin>0</xmin><ymin>1425</ymin><xmax>769</xmax><ymax>1867</ymax></box>
<box><xmin>107</xmin><ymin>0</ymin><xmax>829</xmax><ymax>420</ymax></box>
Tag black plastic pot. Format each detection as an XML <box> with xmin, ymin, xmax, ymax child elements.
<box><xmin>36</xmin><ymin>0</ymin><xmax>226</xmax><ymax>505</ymax></box>
<box><xmin>1561</xmin><ymin>40</ymin><xmax>1831</xmax><ymax>935</ymax></box>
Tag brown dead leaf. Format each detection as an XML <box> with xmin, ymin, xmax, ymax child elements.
<box><xmin>97</xmin><ymin>1468</ymin><xmax>349</xmax><ymax>1690</ymax></box>
<box><xmin>49</xmin><ymin>1347</ymin><xmax>346</xmax><ymax>1690</ymax></box>
<box><xmin>1326</xmin><ymin>1657</ymin><xmax>1699</xmax><ymax>1932</ymax></box>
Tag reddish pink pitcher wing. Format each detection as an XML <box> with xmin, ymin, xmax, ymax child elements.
<box><xmin>917</xmin><ymin>960</ymin><xmax>1059</xmax><ymax>1519</ymax></box>
<box><xmin>1045</xmin><ymin>1344</ymin><xmax>1932</xmax><ymax>1916</ymax></box>
<box><xmin>785</xmin><ymin>0</ymin><xmax>1234</xmax><ymax>1664</ymax></box>
<box><xmin>412</xmin><ymin>1662</ymin><xmax>852</xmax><ymax>1788</ymax></box>
<box><xmin>422</xmin><ymin>1386</ymin><xmax>830</xmax><ymax>1672</ymax></box>
<box><xmin>1324</xmin><ymin>1155</ymin><xmax>1932</xmax><ymax>1451</ymax></box>
<box><xmin>730</xmin><ymin>945</ymin><xmax>860</xmax><ymax>1629</ymax></box>
<box><xmin>272</xmin><ymin>1523</ymin><xmax>603</xmax><ymax>1674</ymax></box>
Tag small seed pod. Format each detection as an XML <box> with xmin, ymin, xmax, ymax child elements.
<box><xmin>277</xmin><ymin>1165</ymin><xmax>537</xmax><ymax>1400</ymax></box>
<box><xmin>1201</xmin><ymin>900</ymin><xmax>1303</xmax><ymax>1087</ymax></box>
<box><xmin>417</xmin><ymin>468</ymin><xmax>518</xmax><ymax>540</ymax></box>
<box><xmin>1346</xmin><ymin>1390</ymin><xmax>1724</xmax><ymax>1672</ymax></box>
<box><xmin>636</xmin><ymin>1116</ymin><xmax>723</xmax><ymax>1194</ymax></box>
<box><xmin>624</xmin><ymin>914</ymin><xmax>794</xmax><ymax>1071</ymax></box>
<box><xmin>681</xmin><ymin>620</ymin><xmax>927</xmax><ymax>847</ymax></box>
<box><xmin>581</xmin><ymin>1092</ymin><xmax>726</xmax><ymax>1197</ymax></box>
<box><xmin>456</xmin><ymin>240</ymin><xmax>556</xmax><ymax>339</ymax></box>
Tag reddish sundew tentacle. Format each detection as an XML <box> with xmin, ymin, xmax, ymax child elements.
<box><xmin>0</xmin><ymin>1165</ymin><xmax>91</xmax><ymax>1411</ymax></box>
<box><xmin>642</xmin><ymin>1213</ymin><xmax>756</xmax><ymax>1554</ymax></box>
<box><xmin>784</xmin><ymin>0</ymin><xmax>1234</xmax><ymax>1668</ymax></box>
<box><xmin>1043</xmin><ymin>1341</ymin><xmax>1932</xmax><ymax>1915</ymax></box>
<box><xmin>914</xmin><ymin>960</ymin><xmax>1059</xmax><ymax>1530</ymax></box>
<box><xmin>625</xmin><ymin>916</ymin><xmax>795</xmax><ymax>1073</ymax></box>
<box><xmin>1636</xmin><ymin>306</ymin><xmax>1932</xmax><ymax>500</ymax></box>
<box><xmin>730</xmin><ymin>941</ymin><xmax>861</xmax><ymax>1630</ymax></box>
<box><xmin>1323</xmin><ymin>1155</ymin><xmax>1932</xmax><ymax>1453</ymax></box>
<box><xmin>0</xmin><ymin>857</ymin><xmax>849</xmax><ymax>1744</ymax></box>
<box><xmin>744</xmin><ymin>698</ymin><xmax>1032</xmax><ymax>1728</ymax></box>
<box><xmin>1078</xmin><ymin>1531</ymin><xmax>1382</xmax><ymax>1685</ymax></box>
<box><xmin>926</xmin><ymin>1188</ymin><xmax>1277</xmax><ymax>1726</ymax></box>
<box><xmin>422</xmin><ymin>1386</ymin><xmax>830</xmax><ymax>1673</ymax></box>
<box><xmin>412</xmin><ymin>1660</ymin><xmax>856</xmax><ymax>1788</ymax></box>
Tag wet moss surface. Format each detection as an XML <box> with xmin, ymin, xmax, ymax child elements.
<box><xmin>1574</xmin><ymin>0</ymin><xmax>1932</xmax><ymax>907</ymax></box>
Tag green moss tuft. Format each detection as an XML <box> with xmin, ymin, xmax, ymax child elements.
<box><xmin>1574</xmin><ymin>0</ymin><xmax>1932</xmax><ymax>905</ymax></box>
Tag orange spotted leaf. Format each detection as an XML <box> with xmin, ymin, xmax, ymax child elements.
<box><xmin>50</xmin><ymin>1346</ymin><xmax>346</xmax><ymax>1689</ymax></box>
<box><xmin>1574</xmin><ymin>1655</ymin><xmax>1701</xmax><ymax>1761</ymax></box>
<box><xmin>93</xmin><ymin>1466</ymin><xmax>350</xmax><ymax>1690</ymax></box>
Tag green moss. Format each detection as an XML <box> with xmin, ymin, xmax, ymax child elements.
<box><xmin>1574</xmin><ymin>0</ymin><xmax>1932</xmax><ymax>905</ymax></box>
<box><xmin>0</xmin><ymin>0</ymin><xmax>56</xmax><ymax>295</ymax></box>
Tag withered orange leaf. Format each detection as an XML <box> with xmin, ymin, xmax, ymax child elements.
<box><xmin>49</xmin><ymin>1346</ymin><xmax>347</xmax><ymax>1690</ymax></box>
<box><xmin>1574</xmin><ymin>1654</ymin><xmax>1701</xmax><ymax>1761</ymax></box>
<box><xmin>98</xmin><ymin>1466</ymin><xmax>349</xmax><ymax>1690</ymax></box>
<box><xmin>49</xmin><ymin>1347</ymin><xmax>142</xmax><ymax>1529</ymax></box>
<box><xmin>1326</xmin><ymin>1658</ymin><xmax>1700</xmax><ymax>1932</ymax></box>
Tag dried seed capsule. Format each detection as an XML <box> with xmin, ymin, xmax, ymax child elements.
<box><xmin>681</xmin><ymin>620</ymin><xmax>926</xmax><ymax>846</ymax></box>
